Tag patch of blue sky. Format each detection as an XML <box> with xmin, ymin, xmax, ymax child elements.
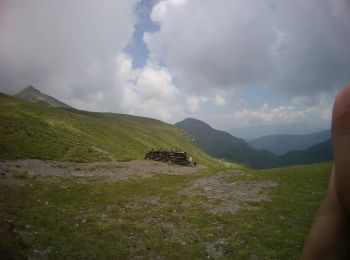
<box><xmin>235</xmin><ymin>85</ymin><xmax>289</xmax><ymax>109</ymax></box>
<box><xmin>124</xmin><ymin>0</ymin><xmax>159</xmax><ymax>69</ymax></box>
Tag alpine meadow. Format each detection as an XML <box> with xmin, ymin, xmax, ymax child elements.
<box><xmin>0</xmin><ymin>88</ymin><xmax>332</xmax><ymax>259</ymax></box>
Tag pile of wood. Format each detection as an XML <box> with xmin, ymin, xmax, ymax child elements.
<box><xmin>145</xmin><ymin>150</ymin><xmax>192</xmax><ymax>166</ymax></box>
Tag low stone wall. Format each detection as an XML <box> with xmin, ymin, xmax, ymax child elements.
<box><xmin>145</xmin><ymin>150</ymin><xmax>191</xmax><ymax>166</ymax></box>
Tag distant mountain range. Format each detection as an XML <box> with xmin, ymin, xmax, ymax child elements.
<box><xmin>15</xmin><ymin>85</ymin><xmax>73</xmax><ymax>109</ymax></box>
<box><xmin>230</xmin><ymin>123</ymin><xmax>328</xmax><ymax>140</ymax></box>
<box><xmin>176</xmin><ymin>118</ymin><xmax>280</xmax><ymax>169</ymax></box>
<box><xmin>249</xmin><ymin>130</ymin><xmax>331</xmax><ymax>155</ymax></box>
<box><xmin>176</xmin><ymin>118</ymin><xmax>333</xmax><ymax>169</ymax></box>
<box><xmin>279</xmin><ymin>139</ymin><xmax>333</xmax><ymax>166</ymax></box>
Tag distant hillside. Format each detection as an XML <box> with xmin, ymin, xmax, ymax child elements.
<box><xmin>176</xmin><ymin>118</ymin><xmax>333</xmax><ymax>169</ymax></box>
<box><xmin>15</xmin><ymin>85</ymin><xmax>73</xmax><ymax>109</ymax></box>
<box><xmin>0</xmin><ymin>93</ymin><xmax>218</xmax><ymax>167</ymax></box>
<box><xmin>249</xmin><ymin>130</ymin><xmax>331</xmax><ymax>155</ymax></box>
<box><xmin>279</xmin><ymin>139</ymin><xmax>333</xmax><ymax>166</ymax></box>
<box><xmin>175</xmin><ymin>118</ymin><xmax>281</xmax><ymax>169</ymax></box>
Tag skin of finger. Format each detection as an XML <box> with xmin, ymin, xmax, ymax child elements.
<box><xmin>332</xmin><ymin>83</ymin><xmax>350</xmax><ymax>215</ymax></box>
<box><xmin>300</xmin><ymin>168</ymin><xmax>350</xmax><ymax>259</ymax></box>
<box><xmin>301</xmin><ymin>83</ymin><xmax>350</xmax><ymax>259</ymax></box>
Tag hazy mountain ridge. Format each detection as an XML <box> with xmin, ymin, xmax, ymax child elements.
<box><xmin>230</xmin><ymin>124</ymin><xmax>328</xmax><ymax>140</ymax></box>
<box><xmin>176</xmin><ymin>118</ymin><xmax>281</xmax><ymax>169</ymax></box>
<box><xmin>15</xmin><ymin>85</ymin><xmax>73</xmax><ymax>109</ymax></box>
<box><xmin>249</xmin><ymin>130</ymin><xmax>331</xmax><ymax>155</ymax></box>
<box><xmin>279</xmin><ymin>139</ymin><xmax>333</xmax><ymax>165</ymax></box>
<box><xmin>176</xmin><ymin>118</ymin><xmax>333</xmax><ymax>168</ymax></box>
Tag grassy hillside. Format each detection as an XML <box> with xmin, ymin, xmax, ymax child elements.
<box><xmin>0</xmin><ymin>93</ymin><xmax>218</xmax><ymax>167</ymax></box>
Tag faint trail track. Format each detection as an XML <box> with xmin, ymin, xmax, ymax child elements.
<box><xmin>0</xmin><ymin>159</ymin><xmax>199</xmax><ymax>183</ymax></box>
<box><xmin>180</xmin><ymin>170</ymin><xmax>278</xmax><ymax>214</ymax></box>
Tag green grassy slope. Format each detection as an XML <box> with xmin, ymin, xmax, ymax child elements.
<box><xmin>226</xmin><ymin>162</ymin><xmax>331</xmax><ymax>259</ymax></box>
<box><xmin>0</xmin><ymin>93</ymin><xmax>218</xmax><ymax>167</ymax></box>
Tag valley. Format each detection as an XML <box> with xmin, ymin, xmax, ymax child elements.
<box><xmin>176</xmin><ymin>118</ymin><xmax>333</xmax><ymax>169</ymax></box>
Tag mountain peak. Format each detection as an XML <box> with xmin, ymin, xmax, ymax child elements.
<box><xmin>14</xmin><ymin>85</ymin><xmax>73</xmax><ymax>109</ymax></box>
<box><xmin>25</xmin><ymin>85</ymin><xmax>40</xmax><ymax>92</ymax></box>
<box><xmin>18</xmin><ymin>85</ymin><xmax>41</xmax><ymax>95</ymax></box>
<box><xmin>176</xmin><ymin>118</ymin><xmax>213</xmax><ymax>130</ymax></box>
<box><xmin>176</xmin><ymin>117</ymin><xmax>281</xmax><ymax>169</ymax></box>
<box><xmin>15</xmin><ymin>85</ymin><xmax>41</xmax><ymax>96</ymax></box>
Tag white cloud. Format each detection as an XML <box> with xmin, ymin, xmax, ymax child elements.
<box><xmin>186</xmin><ymin>95</ymin><xmax>209</xmax><ymax>113</ymax></box>
<box><xmin>205</xmin><ymin>95</ymin><xmax>333</xmax><ymax>131</ymax></box>
<box><xmin>136</xmin><ymin>62</ymin><xmax>178</xmax><ymax>100</ymax></box>
<box><xmin>231</xmin><ymin>104</ymin><xmax>304</xmax><ymax>126</ymax></box>
<box><xmin>213</xmin><ymin>95</ymin><xmax>226</xmax><ymax>106</ymax></box>
<box><xmin>115</xmin><ymin>53</ymin><xmax>184</xmax><ymax>122</ymax></box>
<box><xmin>146</xmin><ymin>0</ymin><xmax>350</xmax><ymax>95</ymax></box>
<box><xmin>0</xmin><ymin>0</ymin><xmax>137</xmax><ymax>108</ymax></box>
<box><xmin>0</xmin><ymin>0</ymin><xmax>344</xmax><ymax>134</ymax></box>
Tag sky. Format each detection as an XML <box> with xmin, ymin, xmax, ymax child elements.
<box><xmin>0</xmin><ymin>0</ymin><xmax>349</xmax><ymax>136</ymax></box>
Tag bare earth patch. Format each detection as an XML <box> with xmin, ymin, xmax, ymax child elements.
<box><xmin>0</xmin><ymin>159</ymin><xmax>199</xmax><ymax>184</ymax></box>
<box><xmin>180</xmin><ymin>170</ymin><xmax>278</xmax><ymax>214</ymax></box>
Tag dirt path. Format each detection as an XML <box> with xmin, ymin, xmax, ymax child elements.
<box><xmin>0</xmin><ymin>159</ymin><xmax>200</xmax><ymax>184</ymax></box>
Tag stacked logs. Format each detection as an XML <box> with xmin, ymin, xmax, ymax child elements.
<box><xmin>145</xmin><ymin>150</ymin><xmax>191</xmax><ymax>166</ymax></box>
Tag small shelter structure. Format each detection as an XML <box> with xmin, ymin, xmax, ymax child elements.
<box><xmin>145</xmin><ymin>149</ymin><xmax>192</xmax><ymax>166</ymax></box>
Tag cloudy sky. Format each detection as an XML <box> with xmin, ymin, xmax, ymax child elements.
<box><xmin>0</xmin><ymin>0</ymin><xmax>349</xmax><ymax>136</ymax></box>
